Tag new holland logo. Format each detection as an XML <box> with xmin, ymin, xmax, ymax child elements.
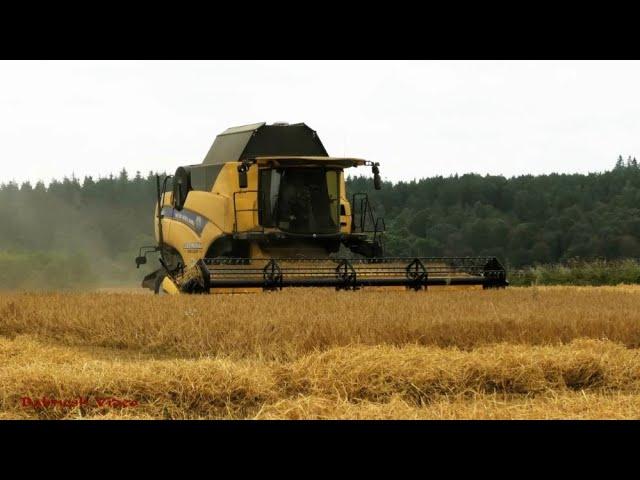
<box><xmin>162</xmin><ymin>207</ymin><xmax>208</xmax><ymax>235</ymax></box>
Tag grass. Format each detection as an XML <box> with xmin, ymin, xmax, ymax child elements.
<box><xmin>1</xmin><ymin>286</ymin><xmax>640</xmax><ymax>419</ymax></box>
<box><xmin>510</xmin><ymin>259</ymin><xmax>640</xmax><ymax>286</ymax></box>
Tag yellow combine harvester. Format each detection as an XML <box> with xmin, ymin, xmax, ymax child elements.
<box><xmin>135</xmin><ymin>122</ymin><xmax>508</xmax><ymax>294</ymax></box>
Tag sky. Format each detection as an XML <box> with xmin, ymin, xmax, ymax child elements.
<box><xmin>0</xmin><ymin>60</ymin><xmax>639</xmax><ymax>185</ymax></box>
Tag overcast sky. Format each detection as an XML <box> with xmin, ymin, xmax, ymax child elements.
<box><xmin>1</xmin><ymin>60</ymin><xmax>639</xmax><ymax>185</ymax></box>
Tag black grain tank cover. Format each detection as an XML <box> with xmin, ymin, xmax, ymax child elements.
<box><xmin>202</xmin><ymin>122</ymin><xmax>329</xmax><ymax>165</ymax></box>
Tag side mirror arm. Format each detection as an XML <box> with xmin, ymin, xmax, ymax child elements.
<box><xmin>238</xmin><ymin>164</ymin><xmax>248</xmax><ymax>189</ymax></box>
<box><xmin>135</xmin><ymin>245</ymin><xmax>160</xmax><ymax>268</ymax></box>
<box><xmin>238</xmin><ymin>159</ymin><xmax>256</xmax><ymax>189</ymax></box>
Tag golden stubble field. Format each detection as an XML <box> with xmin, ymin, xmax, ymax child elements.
<box><xmin>1</xmin><ymin>285</ymin><xmax>640</xmax><ymax>419</ymax></box>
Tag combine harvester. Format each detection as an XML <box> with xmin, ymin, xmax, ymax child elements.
<box><xmin>135</xmin><ymin>122</ymin><xmax>508</xmax><ymax>294</ymax></box>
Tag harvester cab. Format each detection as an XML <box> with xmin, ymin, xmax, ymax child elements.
<box><xmin>136</xmin><ymin>122</ymin><xmax>508</xmax><ymax>294</ymax></box>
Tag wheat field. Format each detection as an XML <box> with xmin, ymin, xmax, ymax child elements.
<box><xmin>1</xmin><ymin>286</ymin><xmax>640</xmax><ymax>419</ymax></box>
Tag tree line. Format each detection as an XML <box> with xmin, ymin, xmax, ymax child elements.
<box><xmin>352</xmin><ymin>155</ymin><xmax>640</xmax><ymax>267</ymax></box>
<box><xmin>0</xmin><ymin>157</ymin><xmax>638</xmax><ymax>287</ymax></box>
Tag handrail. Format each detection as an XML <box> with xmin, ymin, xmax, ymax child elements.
<box><xmin>373</xmin><ymin>217</ymin><xmax>386</xmax><ymax>245</ymax></box>
<box><xmin>157</xmin><ymin>174</ymin><xmax>173</xmax><ymax>267</ymax></box>
<box><xmin>351</xmin><ymin>192</ymin><xmax>381</xmax><ymax>234</ymax></box>
<box><xmin>232</xmin><ymin>190</ymin><xmax>264</xmax><ymax>234</ymax></box>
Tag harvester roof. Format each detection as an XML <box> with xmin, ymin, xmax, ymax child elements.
<box><xmin>202</xmin><ymin>122</ymin><xmax>329</xmax><ymax>165</ymax></box>
<box><xmin>253</xmin><ymin>156</ymin><xmax>368</xmax><ymax>168</ymax></box>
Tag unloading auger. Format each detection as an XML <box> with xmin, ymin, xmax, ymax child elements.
<box><xmin>135</xmin><ymin>122</ymin><xmax>508</xmax><ymax>294</ymax></box>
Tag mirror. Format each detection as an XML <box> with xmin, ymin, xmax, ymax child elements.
<box><xmin>372</xmin><ymin>164</ymin><xmax>382</xmax><ymax>190</ymax></box>
<box><xmin>374</xmin><ymin>173</ymin><xmax>382</xmax><ymax>190</ymax></box>
<box><xmin>238</xmin><ymin>164</ymin><xmax>248</xmax><ymax>189</ymax></box>
<box><xmin>174</xmin><ymin>183</ymin><xmax>182</xmax><ymax>209</ymax></box>
<box><xmin>135</xmin><ymin>256</ymin><xmax>147</xmax><ymax>268</ymax></box>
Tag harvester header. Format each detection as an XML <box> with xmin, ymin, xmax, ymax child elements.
<box><xmin>135</xmin><ymin>122</ymin><xmax>508</xmax><ymax>294</ymax></box>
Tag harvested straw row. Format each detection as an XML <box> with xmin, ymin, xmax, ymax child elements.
<box><xmin>2</xmin><ymin>336</ymin><xmax>639</xmax><ymax>419</ymax></box>
<box><xmin>253</xmin><ymin>391</ymin><xmax>640</xmax><ymax>420</ymax></box>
